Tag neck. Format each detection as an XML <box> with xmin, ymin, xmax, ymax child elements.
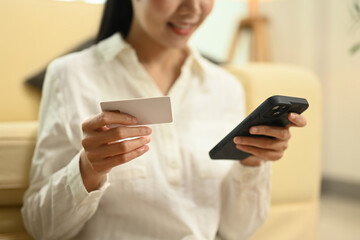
<box><xmin>126</xmin><ymin>30</ymin><xmax>187</xmax><ymax>69</ymax></box>
<box><xmin>126</xmin><ymin>27</ymin><xmax>188</xmax><ymax>95</ymax></box>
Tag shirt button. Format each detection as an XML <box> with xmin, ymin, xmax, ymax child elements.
<box><xmin>169</xmin><ymin>160</ymin><xmax>179</xmax><ymax>169</ymax></box>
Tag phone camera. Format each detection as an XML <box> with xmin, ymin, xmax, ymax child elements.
<box><xmin>272</xmin><ymin>106</ymin><xmax>280</xmax><ymax>111</ymax></box>
<box><xmin>265</xmin><ymin>104</ymin><xmax>289</xmax><ymax>119</ymax></box>
<box><xmin>273</xmin><ymin>111</ymin><xmax>281</xmax><ymax>116</ymax></box>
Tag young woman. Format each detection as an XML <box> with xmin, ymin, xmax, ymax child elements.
<box><xmin>22</xmin><ymin>0</ymin><xmax>306</xmax><ymax>239</ymax></box>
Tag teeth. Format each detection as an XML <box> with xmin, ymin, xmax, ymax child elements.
<box><xmin>171</xmin><ymin>23</ymin><xmax>192</xmax><ymax>30</ymax></box>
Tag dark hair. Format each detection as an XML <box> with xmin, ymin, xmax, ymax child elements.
<box><xmin>96</xmin><ymin>0</ymin><xmax>133</xmax><ymax>43</ymax></box>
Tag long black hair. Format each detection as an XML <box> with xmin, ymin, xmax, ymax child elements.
<box><xmin>96</xmin><ymin>0</ymin><xmax>133</xmax><ymax>43</ymax></box>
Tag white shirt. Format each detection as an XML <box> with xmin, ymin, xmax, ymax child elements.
<box><xmin>22</xmin><ymin>33</ymin><xmax>271</xmax><ymax>240</ymax></box>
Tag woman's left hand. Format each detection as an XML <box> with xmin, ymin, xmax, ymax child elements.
<box><xmin>233</xmin><ymin>113</ymin><xmax>307</xmax><ymax>167</ymax></box>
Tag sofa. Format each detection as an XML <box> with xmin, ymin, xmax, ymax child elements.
<box><xmin>0</xmin><ymin>63</ymin><xmax>322</xmax><ymax>240</ymax></box>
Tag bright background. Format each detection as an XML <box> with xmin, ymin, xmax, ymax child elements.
<box><xmin>196</xmin><ymin>0</ymin><xmax>360</xmax><ymax>186</ymax></box>
<box><xmin>1</xmin><ymin>0</ymin><xmax>360</xmax><ymax>236</ymax></box>
<box><xmin>1</xmin><ymin>0</ymin><xmax>360</xmax><ymax>193</ymax></box>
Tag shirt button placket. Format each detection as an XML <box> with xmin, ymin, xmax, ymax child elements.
<box><xmin>169</xmin><ymin>160</ymin><xmax>179</xmax><ymax>169</ymax></box>
<box><xmin>162</xmin><ymin>124</ymin><xmax>182</xmax><ymax>186</ymax></box>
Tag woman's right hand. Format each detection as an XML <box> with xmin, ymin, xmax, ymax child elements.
<box><xmin>80</xmin><ymin>111</ymin><xmax>152</xmax><ymax>192</ymax></box>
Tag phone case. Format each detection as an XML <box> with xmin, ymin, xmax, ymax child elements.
<box><xmin>209</xmin><ymin>95</ymin><xmax>309</xmax><ymax>160</ymax></box>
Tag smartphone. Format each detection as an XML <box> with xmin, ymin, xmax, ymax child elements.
<box><xmin>209</xmin><ymin>95</ymin><xmax>309</xmax><ymax>160</ymax></box>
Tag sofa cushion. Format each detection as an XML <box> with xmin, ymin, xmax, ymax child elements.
<box><xmin>0</xmin><ymin>232</ymin><xmax>33</xmax><ymax>240</ymax></box>
<box><xmin>0</xmin><ymin>207</ymin><xmax>28</xmax><ymax>235</ymax></box>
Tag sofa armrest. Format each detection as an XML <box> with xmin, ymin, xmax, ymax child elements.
<box><xmin>0</xmin><ymin>121</ymin><xmax>37</xmax><ymax>197</ymax></box>
<box><xmin>224</xmin><ymin>63</ymin><xmax>323</xmax><ymax>203</ymax></box>
<box><xmin>224</xmin><ymin>63</ymin><xmax>323</xmax><ymax>240</ymax></box>
<box><xmin>0</xmin><ymin>121</ymin><xmax>37</xmax><ymax>238</ymax></box>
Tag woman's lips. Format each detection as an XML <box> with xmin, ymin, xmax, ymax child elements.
<box><xmin>168</xmin><ymin>22</ymin><xmax>196</xmax><ymax>36</ymax></box>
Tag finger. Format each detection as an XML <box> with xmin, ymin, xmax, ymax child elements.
<box><xmin>82</xmin><ymin>111</ymin><xmax>138</xmax><ymax>132</ymax></box>
<box><xmin>87</xmin><ymin>136</ymin><xmax>151</xmax><ymax>161</ymax></box>
<box><xmin>288</xmin><ymin>113</ymin><xmax>307</xmax><ymax>128</ymax></box>
<box><xmin>83</xmin><ymin>126</ymin><xmax>152</xmax><ymax>148</ymax></box>
<box><xmin>94</xmin><ymin>145</ymin><xmax>150</xmax><ymax>171</ymax></box>
<box><xmin>249</xmin><ymin>125</ymin><xmax>291</xmax><ymax>140</ymax></box>
<box><xmin>234</xmin><ymin>136</ymin><xmax>288</xmax><ymax>152</ymax></box>
<box><xmin>236</xmin><ymin>144</ymin><xmax>283</xmax><ymax>161</ymax></box>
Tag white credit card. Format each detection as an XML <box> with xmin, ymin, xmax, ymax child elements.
<box><xmin>100</xmin><ymin>96</ymin><xmax>173</xmax><ymax>125</ymax></box>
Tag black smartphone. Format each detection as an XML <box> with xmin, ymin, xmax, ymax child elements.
<box><xmin>209</xmin><ymin>95</ymin><xmax>309</xmax><ymax>160</ymax></box>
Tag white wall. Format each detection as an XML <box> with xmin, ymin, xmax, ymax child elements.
<box><xmin>320</xmin><ymin>0</ymin><xmax>360</xmax><ymax>184</ymax></box>
<box><xmin>262</xmin><ymin>0</ymin><xmax>360</xmax><ymax>184</ymax></box>
<box><xmin>190</xmin><ymin>0</ymin><xmax>247</xmax><ymax>62</ymax></box>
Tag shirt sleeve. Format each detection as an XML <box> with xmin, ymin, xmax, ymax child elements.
<box><xmin>211</xmin><ymin>71</ymin><xmax>271</xmax><ymax>239</ymax></box>
<box><xmin>21</xmin><ymin>60</ymin><xmax>109</xmax><ymax>240</ymax></box>
<box><xmin>216</xmin><ymin>161</ymin><xmax>272</xmax><ymax>240</ymax></box>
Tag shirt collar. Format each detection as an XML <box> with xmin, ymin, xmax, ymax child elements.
<box><xmin>96</xmin><ymin>32</ymin><xmax>207</xmax><ymax>80</ymax></box>
<box><xmin>96</xmin><ymin>33</ymin><xmax>133</xmax><ymax>61</ymax></box>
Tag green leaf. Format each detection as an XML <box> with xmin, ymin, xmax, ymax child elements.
<box><xmin>350</xmin><ymin>41</ymin><xmax>360</xmax><ymax>54</ymax></box>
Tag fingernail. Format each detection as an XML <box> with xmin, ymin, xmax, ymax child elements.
<box><xmin>131</xmin><ymin>117</ymin><xmax>138</xmax><ymax>124</ymax></box>
<box><xmin>234</xmin><ymin>137</ymin><xmax>241</xmax><ymax>144</ymax></box>
<box><xmin>250</xmin><ymin>127</ymin><xmax>258</xmax><ymax>134</ymax></box>
<box><xmin>146</xmin><ymin>127</ymin><xmax>152</xmax><ymax>134</ymax></box>
<box><xmin>290</xmin><ymin>113</ymin><xmax>297</xmax><ymax>119</ymax></box>
<box><xmin>144</xmin><ymin>136</ymin><xmax>151</xmax><ymax>142</ymax></box>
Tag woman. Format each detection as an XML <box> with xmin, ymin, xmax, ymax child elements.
<box><xmin>22</xmin><ymin>0</ymin><xmax>306</xmax><ymax>239</ymax></box>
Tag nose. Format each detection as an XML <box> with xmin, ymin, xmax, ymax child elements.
<box><xmin>178</xmin><ymin>0</ymin><xmax>201</xmax><ymax>15</ymax></box>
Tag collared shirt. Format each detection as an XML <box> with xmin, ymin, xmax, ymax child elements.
<box><xmin>21</xmin><ymin>33</ymin><xmax>271</xmax><ymax>240</ymax></box>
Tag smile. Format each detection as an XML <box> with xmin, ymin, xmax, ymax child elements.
<box><xmin>168</xmin><ymin>22</ymin><xmax>196</xmax><ymax>36</ymax></box>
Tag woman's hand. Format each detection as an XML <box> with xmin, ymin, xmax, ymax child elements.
<box><xmin>80</xmin><ymin>111</ymin><xmax>152</xmax><ymax>192</ymax></box>
<box><xmin>233</xmin><ymin>113</ymin><xmax>307</xmax><ymax>167</ymax></box>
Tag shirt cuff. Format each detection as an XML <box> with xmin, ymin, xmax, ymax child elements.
<box><xmin>66</xmin><ymin>150</ymin><xmax>110</xmax><ymax>205</ymax></box>
<box><xmin>231</xmin><ymin>161</ymin><xmax>272</xmax><ymax>185</ymax></box>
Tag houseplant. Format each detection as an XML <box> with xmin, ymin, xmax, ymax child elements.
<box><xmin>350</xmin><ymin>0</ymin><xmax>360</xmax><ymax>54</ymax></box>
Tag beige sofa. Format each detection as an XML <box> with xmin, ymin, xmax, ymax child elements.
<box><xmin>0</xmin><ymin>63</ymin><xmax>322</xmax><ymax>240</ymax></box>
